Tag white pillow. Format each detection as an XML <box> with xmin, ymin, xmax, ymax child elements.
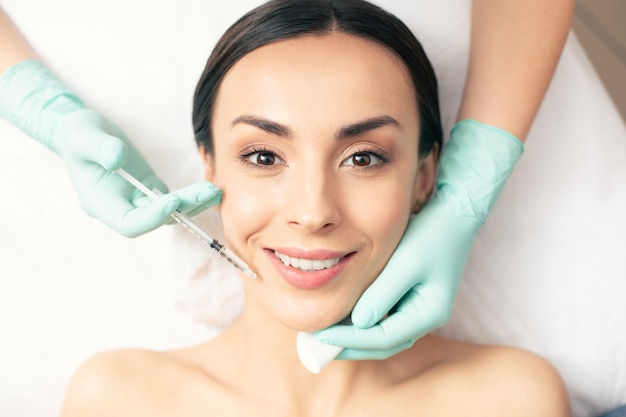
<box><xmin>0</xmin><ymin>1</ymin><xmax>624</xmax><ymax>416</ymax></box>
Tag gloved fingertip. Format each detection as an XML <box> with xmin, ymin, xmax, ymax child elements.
<box><xmin>197</xmin><ymin>185</ymin><xmax>222</xmax><ymax>204</ymax></box>
<box><xmin>350</xmin><ymin>308</ymin><xmax>376</xmax><ymax>329</ymax></box>
<box><xmin>102</xmin><ymin>141</ymin><xmax>128</xmax><ymax>171</ymax></box>
<box><xmin>312</xmin><ymin>331</ymin><xmax>331</xmax><ymax>345</ymax></box>
<box><xmin>162</xmin><ymin>194</ymin><xmax>181</xmax><ymax>214</ymax></box>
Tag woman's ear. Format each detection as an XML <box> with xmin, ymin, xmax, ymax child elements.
<box><xmin>199</xmin><ymin>146</ymin><xmax>222</xmax><ymax>211</ymax></box>
<box><xmin>199</xmin><ymin>146</ymin><xmax>217</xmax><ymax>184</ymax></box>
<box><xmin>412</xmin><ymin>143</ymin><xmax>439</xmax><ymax>213</ymax></box>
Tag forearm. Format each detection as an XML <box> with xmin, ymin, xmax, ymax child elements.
<box><xmin>0</xmin><ymin>7</ymin><xmax>37</xmax><ymax>73</ymax></box>
<box><xmin>458</xmin><ymin>0</ymin><xmax>575</xmax><ymax>141</ymax></box>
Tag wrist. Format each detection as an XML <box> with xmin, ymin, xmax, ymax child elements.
<box><xmin>436</xmin><ymin>119</ymin><xmax>524</xmax><ymax>223</ymax></box>
<box><xmin>451</xmin><ymin>119</ymin><xmax>524</xmax><ymax>149</ymax></box>
<box><xmin>0</xmin><ymin>59</ymin><xmax>84</xmax><ymax>150</ymax></box>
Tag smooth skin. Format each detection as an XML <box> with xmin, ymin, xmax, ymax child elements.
<box><xmin>60</xmin><ymin>32</ymin><xmax>571</xmax><ymax>417</ymax></box>
<box><xmin>0</xmin><ymin>8</ymin><xmax>34</xmax><ymax>72</ymax></box>
<box><xmin>460</xmin><ymin>0</ymin><xmax>575</xmax><ymax>140</ymax></box>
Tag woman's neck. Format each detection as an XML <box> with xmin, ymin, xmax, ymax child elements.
<box><xmin>203</xmin><ymin>297</ymin><xmax>381</xmax><ymax>413</ymax></box>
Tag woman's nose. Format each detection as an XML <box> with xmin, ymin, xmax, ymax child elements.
<box><xmin>282</xmin><ymin>165</ymin><xmax>341</xmax><ymax>234</ymax></box>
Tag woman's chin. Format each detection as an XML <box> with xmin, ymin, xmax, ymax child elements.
<box><xmin>281</xmin><ymin>311</ymin><xmax>353</xmax><ymax>334</ymax></box>
<box><xmin>252</xmin><ymin>286</ymin><xmax>356</xmax><ymax>333</ymax></box>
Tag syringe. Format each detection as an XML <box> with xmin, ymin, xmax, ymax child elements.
<box><xmin>116</xmin><ymin>168</ymin><xmax>256</xmax><ymax>279</ymax></box>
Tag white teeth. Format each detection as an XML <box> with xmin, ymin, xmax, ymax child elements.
<box><xmin>312</xmin><ymin>259</ymin><xmax>325</xmax><ymax>270</ymax></box>
<box><xmin>299</xmin><ymin>258</ymin><xmax>313</xmax><ymax>270</ymax></box>
<box><xmin>274</xmin><ymin>251</ymin><xmax>341</xmax><ymax>272</ymax></box>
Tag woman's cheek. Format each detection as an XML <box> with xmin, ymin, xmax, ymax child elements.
<box><xmin>219</xmin><ymin>182</ymin><xmax>274</xmax><ymax>247</ymax></box>
<box><xmin>352</xmin><ymin>184</ymin><xmax>413</xmax><ymax>255</ymax></box>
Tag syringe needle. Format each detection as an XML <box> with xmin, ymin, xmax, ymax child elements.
<box><xmin>168</xmin><ymin>210</ymin><xmax>257</xmax><ymax>279</ymax></box>
<box><xmin>115</xmin><ymin>169</ymin><xmax>257</xmax><ymax>279</ymax></box>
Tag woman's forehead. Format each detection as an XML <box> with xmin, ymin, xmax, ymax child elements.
<box><xmin>213</xmin><ymin>32</ymin><xmax>419</xmax><ymax>133</ymax></box>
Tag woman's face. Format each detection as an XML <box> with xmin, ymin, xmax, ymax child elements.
<box><xmin>204</xmin><ymin>32</ymin><xmax>435</xmax><ymax>332</ymax></box>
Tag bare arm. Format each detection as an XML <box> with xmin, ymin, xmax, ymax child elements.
<box><xmin>0</xmin><ymin>6</ymin><xmax>37</xmax><ymax>73</ymax></box>
<box><xmin>458</xmin><ymin>0</ymin><xmax>575</xmax><ymax>141</ymax></box>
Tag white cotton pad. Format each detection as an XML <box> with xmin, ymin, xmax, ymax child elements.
<box><xmin>296</xmin><ymin>332</ymin><xmax>344</xmax><ymax>374</ymax></box>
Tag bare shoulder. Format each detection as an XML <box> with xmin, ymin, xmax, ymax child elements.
<box><xmin>59</xmin><ymin>348</ymin><xmax>207</xmax><ymax>417</ymax></box>
<box><xmin>430</xmin><ymin>337</ymin><xmax>572</xmax><ymax>417</ymax></box>
<box><xmin>476</xmin><ymin>345</ymin><xmax>570</xmax><ymax>416</ymax></box>
<box><xmin>397</xmin><ymin>336</ymin><xmax>571</xmax><ymax>417</ymax></box>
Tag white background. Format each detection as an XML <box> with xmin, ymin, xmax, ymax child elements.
<box><xmin>0</xmin><ymin>1</ymin><xmax>625</xmax><ymax>416</ymax></box>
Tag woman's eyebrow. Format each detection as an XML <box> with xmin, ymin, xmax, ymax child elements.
<box><xmin>231</xmin><ymin>115</ymin><xmax>292</xmax><ymax>138</ymax></box>
<box><xmin>335</xmin><ymin>115</ymin><xmax>401</xmax><ymax>140</ymax></box>
<box><xmin>230</xmin><ymin>114</ymin><xmax>401</xmax><ymax>140</ymax></box>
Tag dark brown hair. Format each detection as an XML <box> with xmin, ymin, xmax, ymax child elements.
<box><xmin>193</xmin><ymin>0</ymin><xmax>442</xmax><ymax>158</ymax></box>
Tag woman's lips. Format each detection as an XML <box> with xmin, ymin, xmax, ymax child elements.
<box><xmin>265</xmin><ymin>248</ymin><xmax>354</xmax><ymax>289</ymax></box>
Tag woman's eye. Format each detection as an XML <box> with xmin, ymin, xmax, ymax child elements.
<box><xmin>243</xmin><ymin>150</ymin><xmax>283</xmax><ymax>166</ymax></box>
<box><xmin>343</xmin><ymin>151</ymin><xmax>385</xmax><ymax>167</ymax></box>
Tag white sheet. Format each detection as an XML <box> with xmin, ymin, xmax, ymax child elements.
<box><xmin>0</xmin><ymin>1</ymin><xmax>624</xmax><ymax>416</ymax></box>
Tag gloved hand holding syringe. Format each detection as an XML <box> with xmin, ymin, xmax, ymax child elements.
<box><xmin>115</xmin><ymin>168</ymin><xmax>256</xmax><ymax>280</ymax></box>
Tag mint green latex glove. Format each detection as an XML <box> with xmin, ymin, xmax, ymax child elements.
<box><xmin>314</xmin><ymin>119</ymin><xmax>524</xmax><ymax>360</ymax></box>
<box><xmin>0</xmin><ymin>60</ymin><xmax>220</xmax><ymax>237</ymax></box>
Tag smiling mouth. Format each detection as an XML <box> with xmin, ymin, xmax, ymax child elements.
<box><xmin>273</xmin><ymin>250</ymin><xmax>342</xmax><ymax>272</ymax></box>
